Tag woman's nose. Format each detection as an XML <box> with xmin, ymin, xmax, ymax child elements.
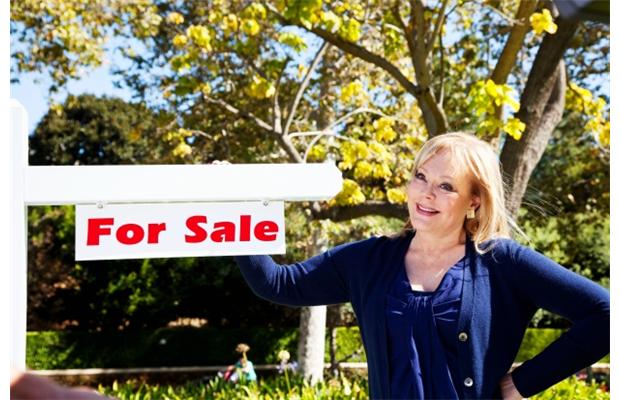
<box><xmin>423</xmin><ymin>183</ymin><xmax>435</xmax><ymax>198</ymax></box>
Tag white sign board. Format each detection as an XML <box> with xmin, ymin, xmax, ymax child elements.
<box><xmin>75</xmin><ymin>201</ymin><xmax>285</xmax><ymax>261</ymax></box>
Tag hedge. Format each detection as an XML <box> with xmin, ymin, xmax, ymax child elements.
<box><xmin>27</xmin><ymin>327</ymin><xmax>609</xmax><ymax>370</ymax></box>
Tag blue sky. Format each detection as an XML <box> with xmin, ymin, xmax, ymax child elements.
<box><xmin>11</xmin><ymin>65</ymin><xmax>134</xmax><ymax>134</ymax></box>
<box><xmin>9</xmin><ymin>27</ymin><xmax>317</xmax><ymax>135</ymax></box>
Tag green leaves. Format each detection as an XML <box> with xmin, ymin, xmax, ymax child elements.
<box><xmin>283</xmin><ymin>0</ymin><xmax>323</xmax><ymax>29</ymax></box>
<box><xmin>277</xmin><ymin>32</ymin><xmax>307</xmax><ymax>52</ymax></box>
<box><xmin>11</xmin><ymin>0</ymin><xmax>163</xmax><ymax>87</ymax></box>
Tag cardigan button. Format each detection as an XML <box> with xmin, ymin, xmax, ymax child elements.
<box><xmin>464</xmin><ymin>377</ymin><xmax>474</xmax><ymax>387</ymax></box>
<box><xmin>458</xmin><ymin>332</ymin><xmax>468</xmax><ymax>342</ymax></box>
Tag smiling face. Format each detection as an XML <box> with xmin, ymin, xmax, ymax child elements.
<box><xmin>406</xmin><ymin>149</ymin><xmax>480</xmax><ymax>238</ymax></box>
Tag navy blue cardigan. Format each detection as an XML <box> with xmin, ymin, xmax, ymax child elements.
<box><xmin>234</xmin><ymin>232</ymin><xmax>609</xmax><ymax>399</ymax></box>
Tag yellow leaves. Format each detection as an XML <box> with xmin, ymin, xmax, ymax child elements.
<box><xmin>307</xmin><ymin>144</ymin><xmax>327</xmax><ymax>161</ymax></box>
<box><xmin>297</xmin><ymin>63</ymin><xmax>308</xmax><ymax>79</ymax></box>
<box><xmin>566</xmin><ymin>82</ymin><xmax>609</xmax><ymax>147</ymax></box>
<box><xmin>172</xmin><ymin>34</ymin><xmax>188</xmax><ymax>48</ymax></box>
<box><xmin>60</xmin><ymin>9</ymin><xmax>77</xmax><ymax>22</ymax></box>
<box><xmin>320</xmin><ymin>10</ymin><xmax>341</xmax><ymax>32</ymax></box>
<box><xmin>369</xmin><ymin>142</ymin><xmax>391</xmax><ymax>160</ymax></box>
<box><xmin>283</xmin><ymin>0</ymin><xmax>322</xmax><ymax>29</ymax></box>
<box><xmin>598</xmin><ymin>121</ymin><xmax>610</xmax><ymax>147</ymax></box>
<box><xmin>241</xmin><ymin>19</ymin><xmax>261</xmax><ymax>36</ymax></box>
<box><xmin>50</xmin><ymin>102</ymin><xmax>64</xmax><ymax>116</ymax></box>
<box><xmin>353</xmin><ymin>160</ymin><xmax>373</xmax><ymax>179</ymax></box>
<box><xmin>530</xmin><ymin>9</ymin><xmax>557</xmax><ymax>35</ymax></box>
<box><xmin>199</xmin><ymin>82</ymin><xmax>211</xmax><ymax>96</ymax></box>
<box><xmin>340</xmin><ymin>81</ymin><xmax>362</xmax><ymax>103</ymax></box>
<box><xmin>468</xmin><ymin>79</ymin><xmax>525</xmax><ymax>140</ymax></box>
<box><xmin>338</xmin><ymin>140</ymin><xmax>368</xmax><ymax>170</ymax></box>
<box><xmin>245</xmin><ymin>75</ymin><xmax>275</xmax><ymax>99</ymax></box>
<box><xmin>340</xmin><ymin>80</ymin><xmax>367</xmax><ymax>105</ymax></box>
<box><xmin>338</xmin><ymin>139</ymin><xmax>393</xmax><ymax>182</ymax></box>
<box><xmin>383</xmin><ymin>22</ymin><xmax>404</xmax><ymax>60</ymax></box>
<box><xmin>373</xmin><ymin>117</ymin><xmax>396</xmax><ymax>143</ymax></box>
<box><xmin>166</xmin><ymin>12</ymin><xmax>184</xmax><ymax>25</ymax></box>
<box><xmin>568</xmin><ymin>83</ymin><xmax>593</xmax><ymax>104</ymax></box>
<box><xmin>208</xmin><ymin>11</ymin><xmax>222</xmax><ymax>24</ymax></box>
<box><xmin>481</xmin><ymin>80</ymin><xmax>519</xmax><ymax>112</ymax></box>
<box><xmin>339</xmin><ymin>17</ymin><xmax>362</xmax><ymax>43</ymax></box>
<box><xmin>503</xmin><ymin>117</ymin><xmax>525</xmax><ymax>141</ymax></box>
<box><xmin>404</xmin><ymin>134</ymin><xmax>424</xmax><ymax>148</ymax></box>
<box><xmin>186</xmin><ymin>25</ymin><xmax>211</xmax><ymax>50</ymax></box>
<box><xmin>372</xmin><ymin>163</ymin><xmax>392</xmax><ymax>179</ymax></box>
<box><xmin>330</xmin><ymin>179</ymin><xmax>366</xmax><ymax>206</ymax></box>
<box><xmin>386</xmin><ymin>188</ymin><xmax>407</xmax><ymax>204</ymax></box>
<box><xmin>241</xmin><ymin>3</ymin><xmax>267</xmax><ymax>20</ymax></box>
<box><xmin>170</xmin><ymin>53</ymin><xmax>192</xmax><ymax>72</ymax></box>
<box><xmin>221</xmin><ymin>14</ymin><xmax>239</xmax><ymax>34</ymax></box>
<box><xmin>172</xmin><ymin>143</ymin><xmax>192</xmax><ymax>157</ymax></box>
<box><xmin>128</xmin><ymin>128</ymin><xmax>142</xmax><ymax>142</ymax></box>
<box><xmin>165</xmin><ymin>128</ymin><xmax>193</xmax><ymax>158</ymax></box>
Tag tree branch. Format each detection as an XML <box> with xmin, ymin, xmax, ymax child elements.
<box><xmin>283</xmin><ymin>41</ymin><xmax>330</xmax><ymax>136</ymax></box>
<box><xmin>425</xmin><ymin>0</ymin><xmax>450</xmax><ymax>56</ymax></box>
<box><xmin>490</xmin><ymin>0</ymin><xmax>539</xmax><ymax>84</ymax></box>
<box><xmin>273</xmin><ymin>57</ymin><xmax>291</xmax><ymax>134</ymax></box>
<box><xmin>486</xmin><ymin>0</ymin><xmax>538</xmax><ymax>140</ymax></box>
<box><xmin>265</xmin><ymin>2</ymin><xmax>421</xmax><ymax>97</ymax></box>
<box><xmin>437</xmin><ymin>32</ymin><xmax>445</xmax><ymax>106</ymax></box>
<box><xmin>391</xmin><ymin>3</ymin><xmax>417</xmax><ymax>65</ymax></box>
<box><xmin>500</xmin><ymin>15</ymin><xmax>579</xmax><ymax>218</ymax></box>
<box><xmin>473</xmin><ymin>0</ymin><xmax>521</xmax><ymax>25</ymax></box>
<box><xmin>311</xmin><ymin>201</ymin><xmax>408</xmax><ymax>222</ymax></box>
<box><xmin>203</xmin><ymin>95</ymin><xmax>274</xmax><ymax>131</ymax></box>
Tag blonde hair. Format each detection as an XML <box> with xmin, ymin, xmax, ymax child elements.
<box><xmin>402</xmin><ymin>132</ymin><xmax>523</xmax><ymax>253</ymax></box>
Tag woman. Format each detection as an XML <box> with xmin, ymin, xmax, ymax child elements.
<box><xmin>234</xmin><ymin>132</ymin><xmax>609</xmax><ymax>399</ymax></box>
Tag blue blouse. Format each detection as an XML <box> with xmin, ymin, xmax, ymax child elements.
<box><xmin>235</xmin><ymin>234</ymin><xmax>610</xmax><ymax>399</ymax></box>
<box><xmin>385</xmin><ymin>255</ymin><xmax>466</xmax><ymax>399</ymax></box>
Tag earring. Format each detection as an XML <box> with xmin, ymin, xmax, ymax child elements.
<box><xmin>467</xmin><ymin>208</ymin><xmax>475</xmax><ymax>219</ymax></box>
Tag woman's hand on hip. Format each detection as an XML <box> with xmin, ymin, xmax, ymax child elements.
<box><xmin>500</xmin><ymin>373</ymin><xmax>525</xmax><ymax>400</ymax></box>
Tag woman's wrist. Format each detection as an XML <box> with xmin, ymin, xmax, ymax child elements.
<box><xmin>500</xmin><ymin>373</ymin><xmax>525</xmax><ymax>400</ymax></box>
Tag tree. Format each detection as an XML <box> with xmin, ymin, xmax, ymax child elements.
<box><xmin>27</xmin><ymin>95</ymin><xmax>303</xmax><ymax>331</ymax></box>
<box><xmin>13</xmin><ymin>1</ymin><xmax>610</xmax><ymax>219</ymax></box>
<box><xmin>12</xmin><ymin>0</ymin><xmax>609</xmax><ymax>380</ymax></box>
<box><xmin>29</xmin><ymin>94</ymin><xmax>176</xmax><ymax>165</ymax></box>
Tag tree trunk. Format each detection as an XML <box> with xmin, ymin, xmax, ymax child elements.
<box><xmin>328</xmin><ymin>323</ymin><xmax>339</xmax><ymax>377</ymax></box>
<box><xmin>500</xmin><ymin>16</ymin><xmax>578</xmax><ymax>219</ymax></box>
<box><xmin>296</xmin><ymin>48</ymin><xmax>337</xmax><ymax>383</ymax></box>
<box><xmin>297</xmin><ymin>225</ymin><xmax>328</xmax><ymax>383</ymax></box>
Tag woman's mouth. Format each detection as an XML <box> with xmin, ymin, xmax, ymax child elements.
<box><xmin>416</xmin><ymin>203</ymin><xmax>440</xmax><ymax>216</ymax></box>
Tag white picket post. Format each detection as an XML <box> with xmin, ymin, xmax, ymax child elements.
<box><xmin>9</xmin><ymin>98</ymin><xmax>343</xmax><ymax>369</ymax></box>
<box><xmin>11</xmin><ymin>100</ymin><xmax>29</xmax><ymax>370</ymax></box>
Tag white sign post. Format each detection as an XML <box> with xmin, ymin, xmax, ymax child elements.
<box><xmin>11</xmin><ymin>99</ymin><xmax>343</xmax><ymax>369</ymax></box>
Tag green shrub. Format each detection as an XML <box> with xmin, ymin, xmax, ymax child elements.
<box><xmin>516</xmin><ymin>328</ymin><xmax>609</xmax><ymax>363</ymax></box>
<box><xmin>96</xmin><ymin>374</ymin><xmax>607</xmax><ymax>400</ymax></box>
<box><xmin>27</xmin><ymin>327</ymin><xmax>609</xmax><ymax>370</ymax></box>
<box><xmin>532</xmin><ymin>376</ymin><xmax>609</xmax><ymax>400</ymax></box>
<box><xmin>98</xmin><ymin>374</ymin><xmax>370</xmax><ymax>400</ymax></box>
<box><xmin>27</xmin><ymin>328</ymin><xmax>297</xmax><ymax>369</ymax></box>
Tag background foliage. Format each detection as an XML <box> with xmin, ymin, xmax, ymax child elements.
<box><xmin>14</xmin><ymin>2</ymin><xmax>609</xmax><ymax>394</ymax></box>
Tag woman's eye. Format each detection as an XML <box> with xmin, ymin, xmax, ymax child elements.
<box><xmin>440</xmin><ymin>183</ymin><xmax>454</xmax><ymax>191</ymax></box>
<box><xmin>415</xmin><ymin>173</ymin><xmax>426</xmax><ymax>181</ymax></box>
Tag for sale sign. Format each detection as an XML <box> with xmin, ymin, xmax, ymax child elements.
<box><xmin>75</xmin><ymin>201</ymin><xmax>285</xmax><ymax>261</ymax></box>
